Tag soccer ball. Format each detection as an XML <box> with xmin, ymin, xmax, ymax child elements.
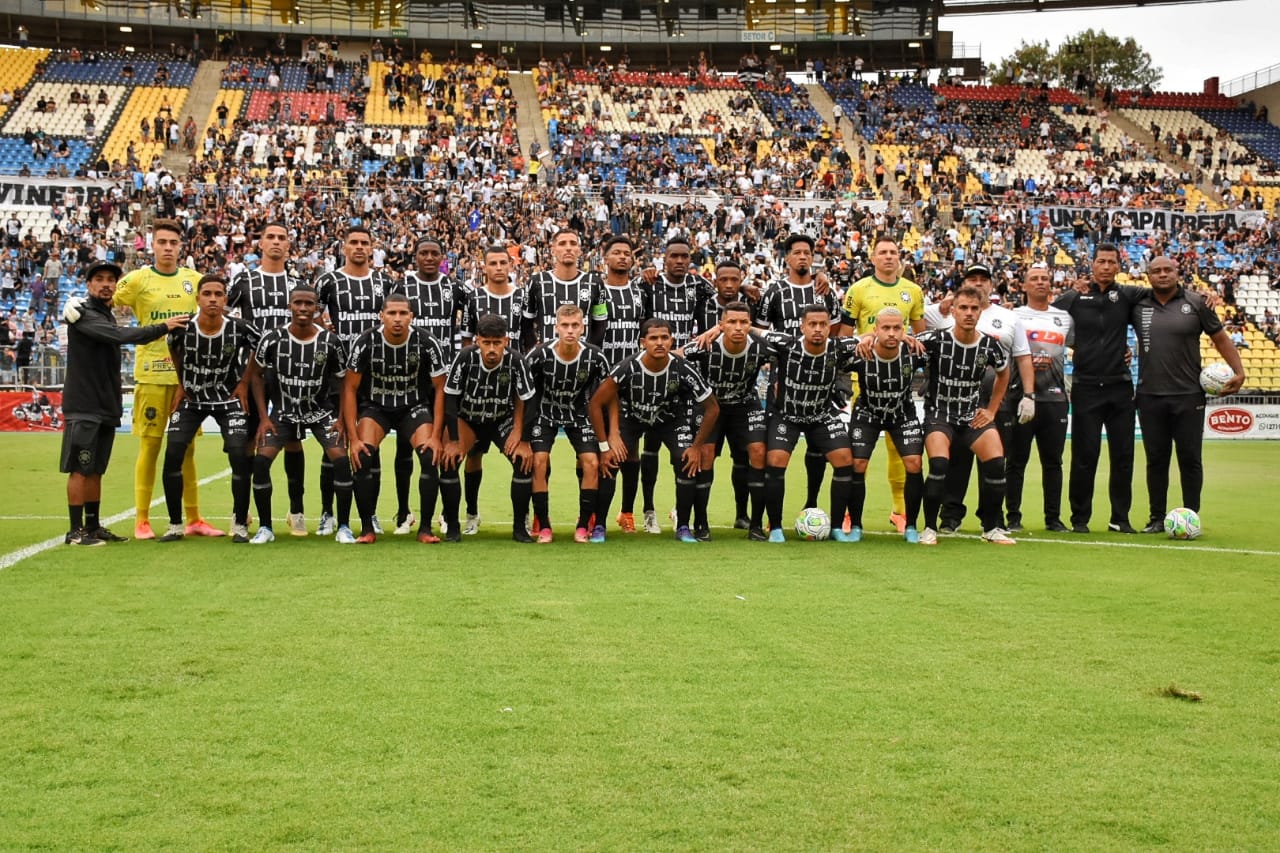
<box><xmin>1199</xmin><ymin>362</ymin><xmax>1235</xmax><ymax>396</ymax></box>
<box><xmin>1164</xmin><ymin>507</ymin><xmax>1202</xmax><ymax>540</ymax></box>
<box><xmin>794</xmin><ymin>507</ymin><xmax>832</xmax><ymax>541</ymax></box>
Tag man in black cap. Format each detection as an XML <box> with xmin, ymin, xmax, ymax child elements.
<box><xmin>60</xmin><ymin>261</ymin><xmax>189</xmax><ymax>545</ymax></box>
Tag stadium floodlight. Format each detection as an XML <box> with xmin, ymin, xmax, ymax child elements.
<box><xmin>599</xmin><ymin>44</ymin><xmax>612</xmax><ymax>51</ymax></box>
<box><xmin>470</xmin><ymin>42</ymin><xmax>483</xmax><ymax>48</ymax></box>
<box><xmin>120</xmin><ymin>25</ymin><xmax>132</xmax><ymax>31</ymax></box>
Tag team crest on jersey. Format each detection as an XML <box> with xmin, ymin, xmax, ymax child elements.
<box><xmin>498</xmin><ymin>372</ymin><xmax>510</xmax><ymax>386</ymax></box>
<box><xmin>407</xmin><ymin>352</ymin><xmax>420</xmax><ymax>369</ymax></box>
<box><xmin>852</xmin><ymin>427</ymin><xmax>863</xmax><ymax>439</ymax></box>
<box><xmin>990</xmin><ymin>318</ymin><xmax>1002</xmax><ymax>329</ymax></box>
<box><xmin>667</xmin><ymin>380</ymin><xmax>680</xmax><ymax>393</ymax></box>
<box><xmin>183</xmin><ymin>280</ymin><xmax>194</xmax><ymax>294</ymax></box>
<box><xmin>315</xmin><ymin>350</ymin><xmax>327</xmax><ymax>365</ymax></box>
<box><xmin>1108</xmin><ymin>290</ymin><xmax>1119</xmax><ymax>302</ymax></box>
<box><xmin>900</xmin><ymin>292</ymin><xmax>911</xmax><ymax>303</ymax></box>
<box><xmin>1053</xmin><ymin>317</ymin><xmax>1062</xmax><ymax>327</ymax></box>
<box><xmin>145</xmin><ymin>406</ymin><xmax>158</xmax><ymax>421</ymax></box>
<box><xmin>224</xmin><ymin>343</ymin><xmax>237</xmax><ymax>358</ymax></box>
<box><xmin>1181</xmin><ymin>304</ymin><xmax>1193</xmax><ymax>314</ymax></box>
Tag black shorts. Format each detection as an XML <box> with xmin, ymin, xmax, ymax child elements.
<box><xmin>60</xmin><ymin>418</ymin><xmax>115</xmax><ymax>475</ymax></box>
<box><xmin>766</xmin><ymin>413</ymin><xmax>851</xmax><ymax>456</ymax></box>
<box><xmin>620</xmin><ymin>416</ymin><xmax>693</xmax><ymax>466</ymax></box>
<box><xmin>924</xmin><ymin>417</ymin><xmax>997</xmax><ymax>450</ymax></box>
<box><xmin>261</xmin><ymin>413</ymin><xmax>345</xmax><ymax>452</ymax></box>
<box><xmin>850</xmin><ymin>416</ymin><xmax>924</xmax><ymax>459</ymax></box>
<box><xmin>529</xmin><ymin>417</ymin><xmax>598</xmax><ymax>454</ymax></box>
<box><xmin>167</xmin><ymin>401</ymin><xmax>249</xmax><ymax>454</ymax></box>
<box><xmin>706</xmin><ymin>402</ymin><xmax>767</xmax><ymax>456</ymax></box>
<box><xmin>462</xmin><ymin>417</ymin><xmax>517</xmax><ymax>454</ymax></box>
<box><xmin>359</xmin><ymin>403</ymin><xmax>433</xmax><ymax>438</ymax></box>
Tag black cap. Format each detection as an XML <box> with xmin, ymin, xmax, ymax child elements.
<box><xmin>963</xmin><ymin>263</ymin><xmax>993</xmax><ymax>279</ymax></box>
<box><xmin>84</xmin><ymin>261</ymin><xmax>123</xmax><ymax>282</ymax></box>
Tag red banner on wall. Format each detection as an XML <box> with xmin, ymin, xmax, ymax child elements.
<box><xmin>0</xmin><ymin>390</ymin><xmax>65</xmax><ymax>432</ymax></box>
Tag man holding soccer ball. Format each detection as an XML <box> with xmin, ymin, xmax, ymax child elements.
<box><xmin>1131</xmin><ymin>257</ymin><xmax>1245</xmax><ymax>534</ymax></box>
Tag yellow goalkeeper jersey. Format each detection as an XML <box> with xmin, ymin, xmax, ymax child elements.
<box><xmin>840</xmin><ymin>274</ymin><xmax>926</xmax><ymax>334</ymax></box>
<box><xmin>112</xmin><ymin>265</ymin><xmax>200</xmax><ymax>384</ymax></box>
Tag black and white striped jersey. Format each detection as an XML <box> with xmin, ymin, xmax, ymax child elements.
<box><xmin>608</xmin><ymin>353</ymin><xmax>713</xmax><ymax>426</ymax></box>
<box><xmin>850</xmin><ymin>345</ymin><xmax>922</xmax><ymax>425</ymax></box>
<box><xmin>525</xmin><ymin>342</ymin><xmax>611</xmax><ymax>425</ymax></box>
<box><xmin>400</xmin><ymin>270</ymin><xmax>464</xmax><ymax>352</ymax></box>
<box><xmin>755</xmin><ymin>331</ymin><xmax>859</xmax><ymax>423</ymax></box>
<box><xmin>642</xmin><ymin>274</ymin><xmax>715</xmax><ymax>349</ymax></box>
<box><xmin>254</xmin><ymin>326</ymin><xmax>347</xmax><ymax>424</ymax></box>
<box><xmin>315</xmin><ymin>269</ymin><xmax>392</xmax><ymax>342</ymax></box>
<box><xmin>460</xmin><ymin>285</ymin><xmax>527</xmax><ymax>347</ymax></box>
<box><xmin>227</xmin><ymin>268</ymin><xmax>296</xmax><ymax>334</ymax></box>
<box><xmin>523</xmin><ymin>270</ymin><xmax>603</xmax><ymax>347</ymax></box>
<box><xmin>754</xmin><ymin>279</ymin><xmax>840</xmax><ymax>336</ymax></box>
<box><xmin>918</xmin><ymin>329</ymin><xmax>1008</xmax><ymax>423</ymax></box>
<box><xmin>347</xmin><ymin>326</ymin><xmax>449</xmax><ymax>410</ymax></box>
<box><xmin>167</xmin><ymin>316</ymin><xmax>260</xmax><ymax>412</ymax></box>
<box><xmin>681</xmin><ymin>336</ymin><xmax>771</xmax><ymax>407</ymax></box>
<box><xmin>596</xmin><ymin>282</ymin><xmax>647</xmax><ymax>367</ymax></box>
<box><xmin>444</xmin><ymin>346</ymin><xmax>536</xmax><ymax>424</ymax></box>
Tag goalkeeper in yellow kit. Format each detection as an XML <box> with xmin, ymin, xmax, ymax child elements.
<box><xmin>837</xmin><ymin>237</ymin><xmax>925</xmax><ymax>532</ymax></box>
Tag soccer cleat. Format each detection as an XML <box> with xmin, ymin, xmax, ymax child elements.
<box><xmin>249</xmin><ymin>527</ymin><xmax>275</xmax><ymax>545</ymax></box>
<box><xmin>66</xmin><ymin>527</ymin><xmax>106</xmax><ymax>547</ymax></box>
<box><xmin>463</xmin><ymin>513</ymin><xmax>481</xmax><ymax>535</ymax></box>
<box><xmin>1108</xmin><ymin>521</ymin><xmax>1138</xmax><ymax>534</ymax></box>
<box><xmin>675</xmin><ymin>525</ymin><xmax>698</xmax><ymax>543</ymax></box>
<box><xmin>134</xmin><ymin>520</ymin><xmax>156</xmax><ymax>540</ymax></box>
<box><xmin>848</xmin><ymin>525</ymin><xmax>863</xmax><ymax>542</ymax></box>
<box><xmin>158</xmin><ymin>524</ymin><xmax>185</xmax><ymax>542</ymax></box>
<box><xmin>371</xmin><ymin>515</ymin><xmax>384</xmax><ymax>535</ymax></box>
<box><xmin>356</xmin><ymin>532</ymin><xmax>377</xmax><ymax>544</ymax></box>
<box><xmin>918</xmin><ymin>528</ymin><xmax>939</xmax><ymax>546</ymax></box>
<box><xmin>184</xmin><ymin>519</ymin><xmax>225</xmax><ymax>537</ymax></box>
<box><xmin>1141</xmin><ymin>520</ymin><xmax>1164</xmax><ymax>534</ymax></box>
<box><xmin>832</xmin><ymin>527</ymin><xmax>864</xmax><ymax>543</ymax></box>
<box><xmin>903</xmin><ymin>526</ymin><xmax>920</xmax><ymax>544</ymax></box>
<box><xmin>537</xmin><ymin>527</ymin><xmax>553</xmax><ymax>544</ymax></box>
<box><xmin>643</xmin><ymin>510</ymin><xmax>661</xmax><ymax>534</ymax></box>
<box><xmin>512</xmin><ymin>528</ymin><xmax>534</xmax><ymax>543</ymax></box>
<box><xmin>615</xmin><ymin>512</ymin><xmax>636</xmax><ymax>533</ymax></box>
<box><xmin>417</xmin><ymin>530</ymin><xmax>441</xmax><ymax>544</ymax></box>
<box><xmin>230</xmin><ymin>524</ymin><xmax>250</xmax><ymax>543</ymax></box>
<box><xmin>768</xmin><ymin>528</ymin><xmax>786</xmax><ymax>543</ymax></box>
<box><xmin>889</xmin><ymin>512</ymin><xmax>908</xmax><ymax>534</ymax></box>
<box><xmin>574</xmin><ymin>527</ymin><xmax>590</xmax><ymax>543</ymax></box>
<box><xmin>90</xmin><ymin>526</ymin><xmax>129</xmax><ymax>543</ymax></box>
<box><xmin>734</xmin><ymin>516</ymin><xmax>750</xmax><ymax>530</ymax></box>
<box><xmin>394</xmin><ymin>512</ymin><xmax>417</xmax><ymax>535</ymax></box>
<box><xmin>938</xmin><ymin>521</ymin><xmax>959</xmax><ymax>536</ymax></box>
<box><xmin>747</xmin><ymin>526</ymin><xmax>768</xmax><ymax>542</ymax></box>
<box><xmin>286</xmin><ymin>512</ymin><xmax>308</xmax><ymax>537</ymax></box>
<box><xmin>589</xmin><ymin>524</ymin><xmax>607</xmax><ymax>543</ymax></box>
<box><xmin>694</xmin><ymin>524</ymin><xmax>712</xmax><ymax>542</ymax></box>
<box><xmin>831</xmin><ymin>530</ymin><xmax>854</xmax><ymax>543</ymax></box>
<box><xmin>1045</xmin><ymin>520</ymin><xmax>1069</xmax><ymax>533</ymax></box>
<box><xmin>444</xmin><ymin>527</ymin><xmax>462</xmax><ymax>543</ymax></box>
<box><xmin>982</xmin><ymin>527</ymin><xmax>1017</xmax><ymax>545</ymax></box>
<box><xmin>335</xmin><ymin>526</ymin><xmax>357</xmax><ymax>544</ymax></box>
<box><xmin>1070</xmin><ymin>523</ymin><xmax>1090</xmax><ymax>534</ymax></box>
<box><xmin>317</xmin><ymin>512</ymin><xmax>337</xmax><ymax>536</ymax></box>
<box><xmin>1007</xmin><ymin>518</ymin><xmax>1024</xmax><ymax>533</ymax></box>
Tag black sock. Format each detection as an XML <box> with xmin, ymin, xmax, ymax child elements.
<box><xmin>354</xmin><ymin>448</ymin><xmax>380</xmax><ymax>531</ymax></box>
<box><xmin>283</xmin><ymin>447</ymin><xmax>305</xmax><ymax>514</ymax></box>
<box><xmin>731</xmin><ymin>461</ymin><xmax>749</xmax><ymax>519</ymax></box>
<box><xmin>533</xmin><ymin>491</ymin><xmax>550</xmax><ymax>528</ymax></box>
<box><xmin>978</xmin><ymin>457</ymin><xmax>1007</xmax><ymax>532</ymax></box>
<box><xmin>620</xmin><ymin>461</ymin><xmax>639</xmax><ymax>514</ymax></box>
<box><xmin>229</xmin><ymin>452</ymin><xmax>252</xmax><ymax>526</ymax></box>
<box><xmin>674</xmin><ymin>472</ymin><xmax>695</xmax><ymax>528</ymax></box>
<box><xmin>694</xmin><ymin>469</ymin><xmax>714</xmax><ymax>528</ymax></box>
<box><xmin>848</xmin><ymin>469</ymin><xmax>867</xmax><ymax>528</ymax></box>
<box><xmin>162</xmin><ymin>445</ymin><xmax>187</xmax><ymax>526</ymax></box>
<box><xmin>320</xmin><ymin>454</ymin><xmax>334</xmax><ymax>516</ymax></box>
<box><xmin>804</xmin><ymin>450</ymin><xmax>826</xmax><ymax>508</ymax></box>
<box><xmin>640</xmin><ymin>451</ymin><xmax>659</xmax><ymax>513</ymax></box>
<box><xmin>465</xmin><ymin>467</ymin><xmax>483</xmax><ymax>516</ymax></box>
<box><xmin>394</xmin><ymin>433</ymin><xmax>413</xmax><ymax>521</ymax></box>
<box><xmin>253</xmin><ymin>454</ymin><xmax>275</xmax><ymax>530</ymax></box>
<box><xmin>748</xmin><ymin>466</ymin><xmax>766</xmax><ymax>527</ymax></box>
<box><xmin>438</xmin><ymin>470</ymin><xmax>461</xmax><ymax>529</ymax></box>
<box><xmin>765</xmin><ymin>464</ymin><xmax>787</xmax><ymax>530</ymax></box>
<box><xmin>417</xmin><ymin>449</ymin><xmax>438</xmax><ymax>530</ymax></box>
<box><xmin>830</xmin><ymin>465</ymin><xmax>853</xmax><ymax>528</ymax></box>
<box><xmin>332</xmin><ymin>456</ymin><xmax>354</xmax><ymax>528</ymax></box>
<box><xmin>905</xmin><ymin>470</ymin><xmax>924</xmax><ymax>529</ymax></box>
<box><xmin>578</xmin><ymin>488</ymin><xmax>597</xmax><ymax>529</ymax></box>
<box><xmin>69</xmin><ymin>504</ymin><xmax>84</xmax><ymax>530</ymax></box>
<box><xmin>924</xmin><ymin>457</ymin><xmax>950</xmax><ymax>530</ymax></box>
<box><xmin>596</xmin><ymin>476</ymin><xmax>617</xmax><ymax>523</ymax></box>
<box><xmin>511</xmin><ymin>473</ymin><xmax>533</xmax><ymax>531</ymax></box>
<box><xmin>85</xmin><ymin>501</ymin><xmax>100</xmax><ymax>530</ymax></box>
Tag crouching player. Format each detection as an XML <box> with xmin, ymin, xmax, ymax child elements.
<box><xmin>246</xmin><ymin>286</ymin><xmax>355</xmax><ymax>544</ymax></box>
<box><xmin>847</xmin><ymin>307</ymin><xmax>925</xmax><ymax>543</ymax></box>
<box><xmin>342</xmin><ymin>292</ymin><xmax>449</xmax><ymax>544</ymax></box>
<box><xmin>159</xmin><ymin>274</ymin><xmax>258</xmax><ymax>543</ymax></box>
<box><xmin>525</xmin><ymin>305</ymin><xmax>612</xmax><ymax>543</ymax></box>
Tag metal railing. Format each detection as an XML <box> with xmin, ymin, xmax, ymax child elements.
<box><xmin>1222</xmin><ymin>62</ymin><xmax>1280</xmax><ymax>98</ymax></box>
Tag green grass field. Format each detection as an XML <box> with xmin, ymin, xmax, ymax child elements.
<box><xmin>1</xmin><ymin>433</ymin><xmax>1278</xmax><ymax>849</ymax></box>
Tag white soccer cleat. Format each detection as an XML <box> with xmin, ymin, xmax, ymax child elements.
<box><xmin>335</xmin><ymin>525</ymin><xmax>357</xmax><ymax>544</ymax></box>
<box><xmin>250</xmin><ymin>527</ymin><xmax>275</xmax><ymax>545</ymax></box>
<box><xmin>982</xmin><ymin>527</ymin><xmax>1017</xmax><ymax>546</ymax></box>
<box><xmin>463</xmin><ymin>513</ymin><xmax>481</xmax><ymax>535</ymax></box>
<box><xmin>371</xmin><ymin>514</ymin><xmax>384</xmax><ymax>535</ymax></box>
<box><xmin>918</xmin><ymin>528</ymin><xmax>938</xmax><ymax>546</ymax></box>
<box><xmin>643</xmin><ymin>510</ymin><xmax>661</xmax><ymax>534</ymax></box>
<box><xmin>230</xmin><ymin>523</ymin><xmax>250</xmax><ymax>544</ymax></box>
<box><xmin>317</xmin><ymin>512</ymin><xmax>337</xmax><ymax>536</ymax></box>
<box><xmin>393</xmin><ymin>512</ymin><xmax>417</xmax><ymax>535</ymax></box>
<box><xmin>286</xmin><ymin>512</ymin><xmax>308</xmax><ymax>537</ymax></box>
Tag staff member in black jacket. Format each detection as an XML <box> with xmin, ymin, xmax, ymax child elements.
<box><xmin>61</xmin><ymin>261</ymin><xmax>188</xmax><ymax>546</ymax></box>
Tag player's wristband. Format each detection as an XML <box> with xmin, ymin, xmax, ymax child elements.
<box><xmin>598</xmin><ymin>441</ymin><xmax>610</xmax><ymax>452</ymax></box>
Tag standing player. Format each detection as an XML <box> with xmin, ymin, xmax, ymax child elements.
<box><xmin>837</xmin><ymin>236</ymin><xmax>926</xmax><ymax>533</ymax></box>
<box><xmin>522</xmin><ymin>229</ymin><xmax>605</xmax><ymax>348</ymax></box>
<box><xmin>846</xmin><ymin>307</ymin><xmax>925</xmax><ymax>543</ymax></box>
<box><xmin>1131</xmin><ymin>256</ymin><xmax>1245</xmax><ymax>532</ymax></box>
<box><xmin>342</xmin><ymin>292</ymin><xmax>449</xmax><ymax>544</ymax></box>
<box><xmin>1006</xmin><ymin>264</ymin><xmax>1073</xmax><ymax>532</ymax></box>
<box><xmin>100</xmin><ymin>218</ymin><xmax>220</xmax><ymax>540</ymax></box>
<box><xmin>749</xmin><ymin>305</ymin><xmax>861</xmax><ymax>543</ymax></box>
<box><xmin>681</xmin><ymin>300</ymin><xmax>771</xmax><ymax>541</ymax></box>
<box><xmin>246</xmin><ymin>286</ymin><xmax>355</xmax><ymax>544</ymax></box>
<box><xmin>159</xmin><ymin>274</ymin><xmax>258</xmax><ymax>543</ymax></box>
<box><xmin>60</xmin><ymin>262</ymin><xmax>188</xmax><ymax>546</ymax></box>
<box><xmin>441</xmin><ymin>313</ymin><xmax>537</xmax><ymax>542</ymax></box>
<box><xmin>594</xmin><ymin>235</ymin><xmax>646</xmax><ymax>368</ymax></box>
<box><xmin>314</xmin><ymin>226</ymin><xmax>392</xmax><ymax>536</ymax></box>
<box><xmin>589</xmin><ymin>318</ymin><xmax>720</xmax><ymax>544</ymax></box>
<box><xmin>916</xmin><ymin>285</ymin><xmax>1014</xmax><ymax>546</ymax></box>
<box><xmin>525</xmin><ymin>305</ymin><xmax>612</xmax><ymax>542</ymax></box>
<box><xmin>228</xmin><ymin>222</ymin><xmax>307</xmax><ymax>534</ymax></box>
